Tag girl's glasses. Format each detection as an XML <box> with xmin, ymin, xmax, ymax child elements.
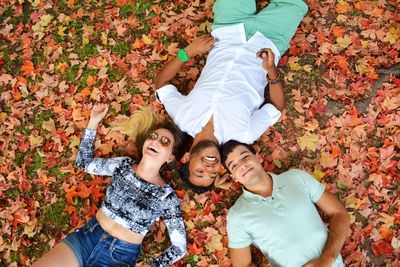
<box><xmin>147</xmin><ymin>132</ymin><xmax>172</xmax><ymax>146</ymax></box>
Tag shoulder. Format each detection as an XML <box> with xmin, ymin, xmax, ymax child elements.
<box><xmin>227</xmin><ymin>195</ymin><xmax>247</xmax><ymax>221</ymax></box>
<box><xmin>274</xmin><ymin>169</ymin><xmax>313</xmax><ymax>183</ymax></box>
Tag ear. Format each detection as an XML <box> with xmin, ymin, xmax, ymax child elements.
<box><xmin>257</xmin><ymin>153</ymin><xmax>264</xmax><ymax>163</ymax></box>
<box><xmin>181</xmin><ymin>152</ymin><xmax>190</xmax><ymax>163</ymax></box>
<box><xmin>167</xmin><ymin>154</ymin><xmax>175</xmax><ymax>164</ymax></box>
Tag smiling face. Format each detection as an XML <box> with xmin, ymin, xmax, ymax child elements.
<box><xmin>188</xmin><ymin>140</ymin><xmax>221</xmax><ymax>187</ymax></box>
<box><xmin>224</xmin><ymin>145</ymin><xmax>264</xmax><ymax>187</ymax></box>
<box><xmin>142</xmin><ymin>128</ymin><xmax>175</xmax><ymax>166</ymax></box>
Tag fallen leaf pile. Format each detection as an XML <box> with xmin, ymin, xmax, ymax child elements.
<box><xmin>0</xmin><ymin>0</ymin><xmax>398</xmax><ymax>266</ymax></box>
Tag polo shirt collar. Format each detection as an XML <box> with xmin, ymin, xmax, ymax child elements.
<box><xmin>242</xmin><ymin>173</ymin><xmax>286</xmax><ymax>203</ymax></box>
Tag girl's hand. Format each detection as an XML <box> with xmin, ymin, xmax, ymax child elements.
<box><xmin>87</xmin><ymin>103</ymin><xmax>109</xmax><ymax>129</ymax></box>
<box><xmin>185</xmin><ymin>36</ymin><xmax>218</xmax><ymax>58</ymax></box>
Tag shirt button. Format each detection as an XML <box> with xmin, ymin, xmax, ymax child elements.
<box><xmin>102</xmin><ymin>234</ymin><xmax>107</xmax><ymax>239</ymax></box>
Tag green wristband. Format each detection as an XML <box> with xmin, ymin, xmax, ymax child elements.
<box><xmin>177</xmin><ymin>48</ymin><xmax>189</xmax><ymax>62</ymax></box>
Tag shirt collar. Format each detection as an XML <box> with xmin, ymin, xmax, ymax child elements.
<box><xmin>241</xmin><ymin>173</ymin><xmax>286</xmax><ymax>203</ymax></box>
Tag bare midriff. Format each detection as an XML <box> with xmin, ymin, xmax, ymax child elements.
<box><xmin>95</xmin><ymin>210</ymin><xmax>144</xmax><ymax>244</ymax></box>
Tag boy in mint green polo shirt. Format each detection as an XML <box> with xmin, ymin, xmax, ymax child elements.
<box><xmin>221</xmin><ymin>140</ymin><xmax>350</xmax><ymax>267</ymax></box>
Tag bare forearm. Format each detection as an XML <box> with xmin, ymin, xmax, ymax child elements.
<box><xmin>154</xmin><ymin>57</ymin><xmax>185</xmax><ymax>89</ymax></box>
<box><xmin>320</xmin><ymin>212</ymin><xmax>350</xmax><ymax>263</ymax></box>
<box><xmin>269</xmin><ymin>82</ymin><xmax>285</xmax><ymax>111</ymax></box>
<box><xmin>86</xmin><ymin>119</ymin><xmax>100</xmax><ymax>130</ymax></box>
<box><xmin>267</xmin><ymin>68</ymin><xmax>285</xmax><ymax>111</ymax></box>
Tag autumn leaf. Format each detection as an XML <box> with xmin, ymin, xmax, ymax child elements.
<box><xmin>297</xmin><ymin>133</ymin><xmax>319</xmax><ymax>152</ymax></box>
<box><xmin>20</xmin><ymin>60</ymin><xmax>35</xmax><ymax>76</ymax></box>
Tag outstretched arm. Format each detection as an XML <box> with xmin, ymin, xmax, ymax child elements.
<box><xmin>257</xmin><ymin>48</ymin><xmax>285</xmax><ymax>111</ymax></box>
<box><xmin>150</xmin><ymin>194</ymin><xmax>187</xmax><ymax>266</ymax></box>
<box><xmin>76</xmin><ymin>104</ymin><xmax>129</xmax><ymax>176</ymax></box>
<box><xmin>230</xmin><ymin>246</ymin><xmax>257</xmax><ymax>267</ymax></box>
<box><xmin>302</xmin><ymin>190</ymin><xmax>350</xmax><ymax>267</ymax></box>
<box><xmin>154</xmin><ymin>36</ymin><xmax>217</xmax><ymax>89</ymax></box>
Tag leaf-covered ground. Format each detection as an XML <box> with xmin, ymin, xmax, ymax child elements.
<box><xmin>0</xmin><ymin>0</ymin><xmax>399</xmax><ymax>266</ymax></box>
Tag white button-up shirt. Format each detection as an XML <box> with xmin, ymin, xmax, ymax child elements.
<box><xmin>156</xmin><ymin>23</ymin><xmax>281</xmax><ymax>145</ymax></box>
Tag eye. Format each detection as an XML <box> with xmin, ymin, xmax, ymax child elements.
<box><xmin>148</xmin><ymin>132</ymin><xmax>158</xmax><ymax>140</ymax></box>
<box><xmin>244</xmin><ymin>155</ymin><xmax>249</xmax><ymax>160</ymax></box>
<box><xmin>160</xmin><ymin>136</ymin><xmax>171</xmax><ymax>146</ymax></box>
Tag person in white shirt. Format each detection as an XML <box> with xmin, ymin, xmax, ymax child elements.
<box><xmin>155</xmin><ymin>0</ymin><xmax>308</xmax><ymax>190</ymax></box>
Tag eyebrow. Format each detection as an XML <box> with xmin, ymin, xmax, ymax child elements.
<box><xmin>227</xmin><ymin>151</ymin><xmax>247</xmax><ymax>170</ymax></box>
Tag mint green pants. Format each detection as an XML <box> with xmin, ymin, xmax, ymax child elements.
<box><xmin>212</xmin><ymin>0</ymin><xmax>308</xmax><ymax>55</ymax></box>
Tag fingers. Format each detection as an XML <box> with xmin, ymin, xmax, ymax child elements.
<box><xmin>257</xmin><ymin>48</ymin><xmax>274</xmax><ymax>59</ymax></box>
<box><xmin>92</xmin><ymin>103</ymin><xmax>109</xmax><ymax>114</ymax></box>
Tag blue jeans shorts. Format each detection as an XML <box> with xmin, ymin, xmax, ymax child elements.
<box><xmin>63</xmin><ymin>217</ymin><xmax>141</xmax><ymax>267</ymax></box>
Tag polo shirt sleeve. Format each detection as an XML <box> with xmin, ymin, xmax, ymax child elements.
<box><xmin>227</xmin><ymin>209</ymin><xmax>252</xmax><ymax>248</ymax></box>
<box><xmin>155</xmin><ymin>84</ymin><xmax>183</xmax><ymax>120</ymax></box>
<box><xmin>294</xmin><ymin>169</ymin><xmax>325</xmax><ymax>203</ymax></box>
<box><xmin>248</xmin><ymin>103</ymin><xmax>281</xmax><ymax>142</ymax></box>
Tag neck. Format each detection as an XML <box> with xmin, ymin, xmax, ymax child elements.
<box><xmin>135</xmin><ymin>159</ymin><xmax>163</xmax><ymax>183</ymax></box>
<box><xmin>244</xmin><ymin>172</ymin><xmax>273</xmax><ymax>197</ymax></box>
<box><xmin>192</xmin><ymin>117</ymin><xmax>218</xmax><ymax>150</ymax></box>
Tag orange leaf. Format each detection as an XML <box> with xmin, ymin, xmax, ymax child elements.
<box><xmin>67</xmin><ymin>0</ymin><xmax>76</xmax><ymax>8</ymax></box>
<box><xmin>188</xmin><ymin>242</ymin><xmax>204</xmax><ymax>255</ymax></box>
<box><xmin>20</xmin><ymin>60</ymin><xmax>35</xmax><ymax>76</ymax></box>
<box><xmin>332</xmin><ymin>26</ymin><xmax>345</xmax><ymax>37</ymax></box>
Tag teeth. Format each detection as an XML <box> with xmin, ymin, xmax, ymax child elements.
<box><xmin>204</xmin><ymin>156</ymin><xmax>216</xmax><ymax>161</ymax></box>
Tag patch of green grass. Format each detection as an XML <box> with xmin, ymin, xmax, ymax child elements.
<box><xmin>5</xmin><ymin>186</ymin><xmax>20</xmax><ymax>201</ymax></box>
<box><xmin>17</xmin><ymin>124</ymin><xmax>31</xmax><ymax>135</ymax></box>
<box><xmin>33</xmin><ymin>110</ymin><xmax>53</xmax><ymax>129</ymax></box>
<box><xmin>27</xmin><ymin>152</ymin><xmax>44</xmax><ymax>178</ymax></box>
<box><xmin>76</xmin><ymin>68</ymin><xmax>98</xmax><ymax>89</ymax></box>
<box><xmin>38</xmin><ymin>200</ymin><xmax>70</xmax><ymax>233</ymax></box>
<box><xmin>119</xmin><ymin>4</ymin><xmax>135</xmax><ymax>18</ymax></box>
<box><xmin>75</xmin><ymin>42</ymin><xmax>98</xmax><ymax>60</ymax></box>
<box><xmin>111</xmin><ymin>41</ymin><xmax>131</xmax><ymax>57</ymax></box>
<box><xmin>120</xmin><ymin>100</ymin><xmax>131</xmax><ymax>115</ymax></box>
<box><xmin>14</xmin><ymin>150</ymin><xmax>29</xmax><ymax>167</ymax></box>
<box><xmin>0</xmin><ymin>6</ymin><xmax>15</xmax><ymax>22</ymax></box>
<box><xmin>108</xmin><ymin>67</ymin><xmax>126</xmax><ymax>82</ymax></box>
<box><xmin>64</xmin><ymin>64</ymin><xmax>80</xmax><ymax>82</ymax></box>
<box><xmin>9</xmin><ymin>251</ymin><xmax>20</xmax><ymax>263</ymax></box>
<box><xmin>184</xmin><ymin>255</ymin><xmax>200</xmax><ymax>265</ymax></box>
<box><xmin>48</xmin><ymin>166</ymin><xmax>68</xmax><ymax>181</ymax></box>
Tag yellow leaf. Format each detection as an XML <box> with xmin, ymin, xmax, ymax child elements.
<box><xmin>42</xmin><ymin>119</ymin><xmax>56</xmax><ymax>134</ymax></box>
<box><xmin>336</xmin><ymin>35</ymin><xmax>352</xmax><ymax>49</ymax></box>
<box><xmin>101</xmin><ymin>32</ymin><xmax>108</xmax><ymax>45</ymax></box>
<box><xmin>40</xmin><ymin>14</ymin><xmax>53</xmax><ymax>27</ymax></box>
<box><xmin>29</xmin><ymin>135</ymin><xmax>44</xmax><ymax>145</ymax></box>
<box><xmin>312</xmin><ymin>167</ymin><xmax>325</xmax><ymax>181</ymax></box>
<box><xmin>383</xmin><ymin>28</ymin><xmax>398</xmax><ymax>44</ymax></box>
<box><xmin>142</xmin><ymin>34</ymin><xmax>153</xmax><ymax>45</ymax></box>
<box><xmin>58</xmin><ymin>25</ymin><xmax>67</xmax><ymax>37</ymax></box>
<box><xmin>69</xmin><ymin>135</ymin><xmax>81</xmax><ymax>148</ymax></box>
<box><xmin>82</xmin><ymin>36</ymin><xmax>89</xmax><ymax>45</ymax></box>
<box><xmin>23</xmin><ymin>221</ymin><xmax>37</xmax><ymax>238</ymax></box>
<box><xmin>288</xmin><ymin>57</ymin><xmax>301</xmax><ymax>71</ymax></box>
<box><xmin>319</xmin><ymin>42</ymin><xmax>332</xmax><ymax>54</ymax></box>
<box><xmin>297</xmin><ymin>133</ymin><xmax>319</xmax><ymax>151</ymax></box>
<box><xmin>205</xmin><ymin>234</ymin><xmax>223</xmax><ymax>253</ymax></box>
<box><xmin>0</xmin><ymin>112</ymin><xmax>8</xmax><ymax>121</ymax></box>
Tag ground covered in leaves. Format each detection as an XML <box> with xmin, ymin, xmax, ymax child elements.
<box><xmin>0</xmin><ymin>0</ymin><xmax>399</xmax><ymax>266</ymax></box>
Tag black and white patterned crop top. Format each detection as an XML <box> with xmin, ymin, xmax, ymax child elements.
<box><xmin>75</xmin><ymin>129</ymin><xmax>187</xmax><ymax>266</ymax></box>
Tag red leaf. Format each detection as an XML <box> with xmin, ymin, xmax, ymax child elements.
<box><xmin>371</xmin><ymin>240</ymin><xmax>394</xmax><ymax>257</ymax></box>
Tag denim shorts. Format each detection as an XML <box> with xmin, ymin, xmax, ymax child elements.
<box><xmin>63</xmin><ymin>217</ymin><xmax>141</xmax><ymax>267</ymax></box>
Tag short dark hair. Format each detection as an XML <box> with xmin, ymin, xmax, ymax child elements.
<box><xmin>179</xmin><ymin>163</ymin><xmax>213</xmax><ymax>194</ymax></box>
<box><xmin>220</xmin><ymin>140</ymin><xmax>256</xmax><ymax>172</ymax></box>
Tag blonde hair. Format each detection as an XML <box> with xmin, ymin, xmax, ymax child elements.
<box><xmin>111</xmin><ymin>106</ymin><xmax>161</xmax><ymax>146</ymax></box>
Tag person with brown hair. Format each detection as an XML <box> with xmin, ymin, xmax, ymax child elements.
<box><xmin>33</xmin><ymin>104</ymin><xmax>188</xmax><ymax>267</ymax></box>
